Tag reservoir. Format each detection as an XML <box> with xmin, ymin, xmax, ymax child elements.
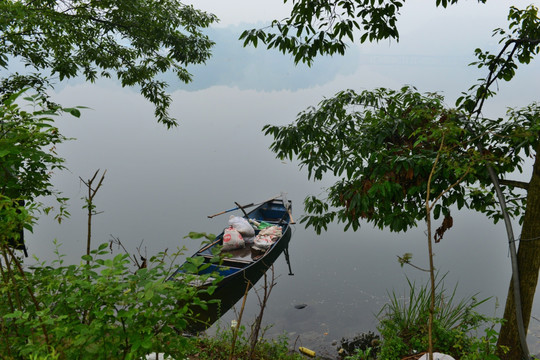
<box><xmin>27</xmin><ymin>79</ymin><xmax>540</xmax><ymax>358</ymax></box>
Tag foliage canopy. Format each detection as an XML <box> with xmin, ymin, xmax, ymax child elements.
<box><xmin>252</xmin><ymin>4</ymin><xmax>540</xmax><ymax>236</ymax></box>
<box><xmin>0</xmin><ymin>0</ymin><xmax>219</xmax><ymax>245</ymax></box>
<box><xmin>264</xmin><ymin>86</ymin><xmax>540</xmax><ymax>233</ymax></box>
<box><xmin>0</xmin><ymin>0</ymin><xmax>218</xmax><ymax>127</ymax></box>
<box><xmin>240</xmin><ymin>0</ymin><xmax>487</xmax><ymax>65</ymax></box>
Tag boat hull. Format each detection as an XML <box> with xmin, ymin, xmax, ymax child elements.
<box><xmin>170</xmin><ymin>198</ymin><xmax>293</xmax><ymax>332</ymax></box>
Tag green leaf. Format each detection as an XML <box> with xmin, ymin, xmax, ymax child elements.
<box><xmin>141</xmin><ymin>337</ymin><xmax>153</xmax><ymax>350</ymax></box>
<box><xmin>189</xmin><ymin>256</ymin><xmax>205</xmax><ymax>268</ymax></box>
<box><xmin>65</xmin><ymin>108</ymin><xmax>81</xmax><ymax>117</ymax></box>
<box><xmin>81</xmin><ymin>255</ymin><xmax>93</xmax><ymax>262</ymax></box>
<box><xmin>182</xmin><ymin>263</ymin><xmax>198</xmax><ymax>274</ymax></box>
<box><xmin>433</xmin><ymin>204</ymin><xmax>441</xmax><ymax>219</ymax></box>
<box><xmin>144</xmin><ymin>289</ymin><xmax>154</xmax><ymax>301</ymax></box>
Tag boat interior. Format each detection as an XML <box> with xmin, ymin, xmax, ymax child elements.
<box><xmin>173</xmin><ymin>199</ymin><xmax>291</xmax><ymax>280</ymax></box>
<box><xmin>198</xmin><ymin>216</ymin><xmax>288</xmax><ymax>271</ymax></box>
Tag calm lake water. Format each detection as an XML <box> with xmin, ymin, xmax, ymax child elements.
<box><xmin>25</xmin><ymin>79</ymin><xmax>540</xmax><ymax>358</ymax></box>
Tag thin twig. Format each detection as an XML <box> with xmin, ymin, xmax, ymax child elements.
<box><xmin>229</xmin><ymin>281</ymin><xmax>251</xmax><ymax>360</ymax></box>
<box><xmin>80</xmin><ymin>169</ymin><xmax>106</xmax><ymax>263</ymax></box>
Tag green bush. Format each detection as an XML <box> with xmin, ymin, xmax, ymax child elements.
<box><xmin>376</xmin><ymin>275</ymin><xmax>504</xmax><ymax>359</ymax></box>
<box><xmin>343</xmin><ymin>347</ymin><xmax>377</xmax><ymax>360</ymax></box>
<box><xmin>188</xmin><ymin>325</ymin><xmax>304</xmax><ymax>360</ymax></box>
<box><xmin>0</xmin><ymin>241</ymin><xmax>220</xmax><ymax>359</ymax></box>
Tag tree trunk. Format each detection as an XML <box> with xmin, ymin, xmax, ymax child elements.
<box><xmin>497</xmin><ymin>146</ymin><xmax>540</xmax><ymax>360</ymax></box>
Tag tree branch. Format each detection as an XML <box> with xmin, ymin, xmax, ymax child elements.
<box><xmin>499</xmin><ymin>179</ymin><xmax>529</xmax><ymax>190</ymax></box>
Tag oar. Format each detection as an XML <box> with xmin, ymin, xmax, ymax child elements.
<box><xmin>207</xmin><ymin>194</ymin><xmax>283</xmax><ymax>219</ymax></box>
<box><xmin>258</xmin><ymin>194</ymin><xmax>282</xmax><ymax>204</ymax></box>
<box><xmin>207</xmin><ymin>203</ymin><xmax>254</xmax><ymax>218</ymax></box>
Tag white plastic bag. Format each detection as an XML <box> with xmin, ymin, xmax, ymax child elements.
<box><xmin>418</xmin><ymin>353</ymin><xmax>455</xmax><ymax>360</ymax></box>
<box><xmin>222</xmin><ymin>226</ymin><xmax>244</xmax><ymax>251</ymax></box>
<box><xmin>228</xmin><ymin>215</ymin><xmax>255</xmax><ymax>243</ymax></box>
<box><xmin>253</xmin><ymin>225</ymin><xmax>282</xmax><ymax>250</ymax></box>
<box><xmin>253</xmin><ymin>235</ymin><xmax>275</xmax><ymax>250</ymax></box>
<box><xmin>258</xmin><ymin>225</ymin><xmax>282</xmax><ymax>239</ymax></box>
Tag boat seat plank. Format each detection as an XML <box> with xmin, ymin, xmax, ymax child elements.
<box><xmin>225</xmin><ymin>245</ymin><xmax>254</xmax><ymax>261</ymax></box>
<box><xmin>224</xmin><ymin>243</ymin><xmax>269</xmax><ymax>262</ymax></box>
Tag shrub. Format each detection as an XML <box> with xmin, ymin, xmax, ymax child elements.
<box><xmin>376</xmin><ymin>275</ymin><xmax>503</xmax><ymax>359</ymax></box>
<box><xmin>0</xmin><ymin>241</ymin><xmax>220</xmax><ymax>359</ymax></box>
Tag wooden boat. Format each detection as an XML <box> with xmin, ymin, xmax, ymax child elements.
<box><xmin>168</xmin><ymin>196</ymin><xmax>294</xmax><ymax>332</ymax></box>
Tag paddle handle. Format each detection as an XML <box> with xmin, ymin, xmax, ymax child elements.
<box><xmin>207</xmin><ymin>210</ymin><xmax>228</xmax><ymax>219</ymax></box>
<box><xmin>207</xmin><ymin>203</ymin><xmax>254</xmax><ymax>218</ymax></box>
<box><xmin>207</xmin><ymin>194</ymin><xmax>283</xmax><ymax>219</ymax></box>
<box><xmin>286</xmin><ymin>202</ymin><xmax>295</xmax><ymax>224</ymax></box>
<box><xmin>280</xmin><ymin>192</ymin><xmax>295</xmax><ymax>224</ymax></box>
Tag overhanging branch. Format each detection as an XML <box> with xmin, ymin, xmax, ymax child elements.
<box><xmin>499</xmin><ymin>179</ymin><xmax>529</xmax><ymax>190</ymax></box>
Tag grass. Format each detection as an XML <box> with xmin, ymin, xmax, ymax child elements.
<box><xmin>375</xmin><ymin>274</ymin><xmax>502</xmax><ymax>360</ymax></box>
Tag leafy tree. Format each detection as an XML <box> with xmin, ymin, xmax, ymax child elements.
<box><xmin>0</xmin><ymin>3</ymin><xmax>220</xmax><ymax>358</ymax></box>
<box><xmin>242</xmin><ymin>2</ymin><xmax>540</xmax><ymax>359</ymax></box>
<box><xmin>0</xmin><ymin>90</ymin><xmax>79</xmax><ymax>255</ymax></box>
<box><xmin>0</xmin><ymin>0</ymin><xmax>217</xmax><ymax>250</ymax></box>
<box><xmin>0</xmin><ymin>0</ymin><xmax>217</xmax><ymax>128</ymax></box>
<box><xmin>240</xmin><ymin>0</ymin><xmax>486</xmax><ymax>66</ymax></box>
